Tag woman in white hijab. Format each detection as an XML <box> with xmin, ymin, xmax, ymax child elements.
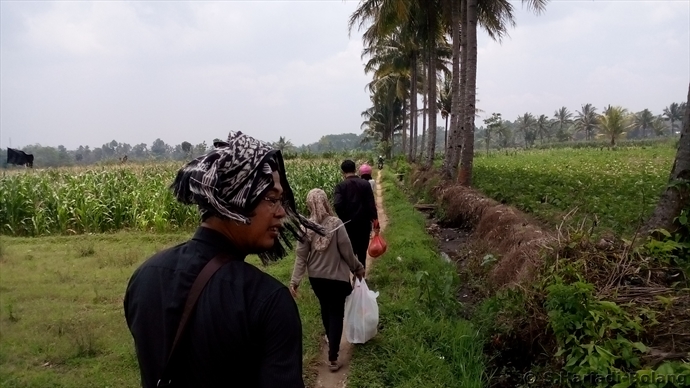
<box><xmin>289</xmin><ymin>188</ymin><xmax>365</xmax><ymax>372</ymax></box>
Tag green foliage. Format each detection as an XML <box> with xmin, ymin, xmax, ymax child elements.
<box><xmin>473</xmin><ymin>144</ymin><xmax>675</xmax><ymax>236</ymax></box>
<box><xmin>473</xmin><ymin>287</ymin><xmax>527</xmax><ymax>339</ymax></box>
<box><xmin>415</xmin><ymin>270</ymin><xmax>459</xmax><ymax>317</ymax></box>
<box><xmin>0</xmin><ymin>160</ymin><xmax>341</xmax><ymax>236</ymax></box>
<box><xmin>627</xmin><ymin>362</ymin><xmax>690</xmax><ymax>388</ymax></box>
<box><xmin>545</xmin><ymin>277</ymin><xmax>647</xmax><ymax>383</ymax></box>
<box><xmin>643</xmin><ymin>227</ymin><xmax>690</xmax><ymax>269</ymax></box>
<box><xmin>531</xmin><ymin>138</ymin><xmax>673</xmax><ymax>151</ymax></box>
<box><xmin>641</xmin><ymin>177</ymin><xmax>690</xmax><ymax>271</ymax></box>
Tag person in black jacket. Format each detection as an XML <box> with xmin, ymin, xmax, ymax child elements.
<box><xmin>333</xmin><ymin>159</ymin><xmax>378</xmax><ymax>272</ymax></box>
<box><xmin>124</xmin><ymin>131</ymin><xmax>325</xmax><ymax>388</ymax></box>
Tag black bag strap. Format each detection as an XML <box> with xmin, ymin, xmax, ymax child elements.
<box><xmin>157</xmin><ymin>253</ymin><xmax>231</xmax><ymax>387</ymax></box>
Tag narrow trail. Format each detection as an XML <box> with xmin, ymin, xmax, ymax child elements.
<box><xmin>313</xmin><ymin>169</ymin><xmax>388</xmax><ymax>388</ymax></box>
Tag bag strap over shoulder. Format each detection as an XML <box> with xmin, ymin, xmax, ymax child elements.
<box><xmin>157</xmin><ymin>253</ymin><xmax>231</xmax><ymax>387</ymax></box>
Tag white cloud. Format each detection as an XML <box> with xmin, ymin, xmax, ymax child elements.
<box><xmin>475</xmin><ymin>1</ymin><xmax>689</xmax><ymax>123</ymax></box>
<box><xmin>0</xmin><ymin>0</ymin><xmax>687</xmax><ymax>150</ymax></box>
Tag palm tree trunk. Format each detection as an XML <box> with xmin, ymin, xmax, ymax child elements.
<box><xmin>425</xmin><ymin>30</ymin><xmax>438</xmax><ymax>169</ymax></box>
<box><xmin>444</xmin><ymin>115</ymin><xmax>449</xmax><ymax>154</ymax></box>
<box><xmin>442</xmin><ymin>0</ymin><xmax>460</xmax><ymax>178</ymax></box>
<box><xmin>402</xmin><ymin>97</ymin><xmax>407</xmax><ymax>156</ymax></box>
<box><xmin>459</xmin><ymin>0</ymin><xmax>477</xmax><ymax>186</ymax></box>
<box><xmin>388</xmin><ymin>99</ymin><xmax>394</xmax><ymax>159</ymax></box>
<box><xmin>421</xmin><ymin>61</ymin><xmax>427</xmax><ymax>161</ymax></box>
<box><xmin>486</xmin><ymin>129</ymin><xmax>490</xmax><ymax>155</ymax></box>
<box><xmin>643</xmin><ymin>83</ymin><xmax>690</xmax><ymax>236</ymax></box>
<box><xmin>450</xmin><ymin>0</ymin><xmax>466</xmax><ymax>177</ymax></box>
<box><xmin>409</xmin><ymin>53</ymin><xmax>418</xmax><ymax>162</ymax></box>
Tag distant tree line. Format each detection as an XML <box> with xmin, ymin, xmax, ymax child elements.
<box><xmin>473</xmin><ymin>102</ymin><xmax>687</xmax><ymax>152</ymax></box>
<box><xmin>1</xmin><ymin>133</ymin><xmax>378</xmax><ymax>169</ymax></box>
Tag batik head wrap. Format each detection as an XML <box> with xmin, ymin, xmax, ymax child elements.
<box><xmin>170</xmin><ymin>131</ymin><xmax>325</xmax><ymax>263</ymax></box>
<box><xmin>305</xmin><ymin>189</ymin><xmax>341</xmax><ymax>252</ymax></box>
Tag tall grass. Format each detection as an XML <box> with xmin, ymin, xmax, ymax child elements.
<box><xmin>0</xmin><ymin>160</ymin><xmax>342</xmax><ymax>236</ymax></box>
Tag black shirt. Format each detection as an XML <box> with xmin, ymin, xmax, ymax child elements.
<box><xmin>333</xmin><ymin>175</ymin><xmax>378</xmax><ymax>226</ymax></box>
<box><xmin>123</xmin><ymin>227</ymin><xmax>304</xmax><ymax>388</ymax></box>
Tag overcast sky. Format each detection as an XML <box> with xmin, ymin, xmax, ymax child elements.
<box><xmin>1</xmin><ymin>0</ymin><xmax>688</xmax><ymax>150</ymax></box>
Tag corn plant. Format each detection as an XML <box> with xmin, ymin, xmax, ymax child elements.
<box><xmin>0</xmin><ymin>160</ymin><xmax>342</xmax><ymax>236</ymax></box>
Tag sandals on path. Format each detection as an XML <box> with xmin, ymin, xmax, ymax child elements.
<box><xmin>328</xmin><ymin>362</ymin><xmax>341</xmax><ymax>372</ymax></box>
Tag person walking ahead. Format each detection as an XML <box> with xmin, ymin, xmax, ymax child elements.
<box><xmin>359</xmin><ymin>163</ymin><xmax>376</xmax><ymax>194</ymax></box>
<box><xmin>289</xmin><ymin>189</ymin><xmax>365</xmax><ymax>372</ymax></box>
<box><xmin>124</xmin><ymin>131</ymin><xmax>324</xmax><ymax>388</ymax></box>
<box><xmin>333</xmin><ymin>159</ymin><xmax>378</xmax><ymax>271</ymax></box>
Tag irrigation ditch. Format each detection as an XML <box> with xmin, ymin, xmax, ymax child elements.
<box><xmin>394</xmin><ymin>166</ymin><xmax>690</xmax><ymax>388</ymax></box>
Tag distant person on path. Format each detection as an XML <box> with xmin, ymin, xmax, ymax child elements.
<box><xmin>124</xmin><ymin>131</ymin><xmax>324</xmax><ymax>388</ymax></box>
<box><xmin>289</xmin><ymin>188</ymin><xmax>365</xmax><ymax>372</ymax></box>
<box><xmin>377</xmin><ymin>155</ymin><xmax>384</xmax><ymax>169</ymax></box>
<box><xmin>359</xmin><ymin>163</ymin><xmax>376</xmax><ymax>193</ymax></box>
<box><xmin>333</xmin><ymin>159</ymin><xmax>378</xmax><ymax>271</ymax></box>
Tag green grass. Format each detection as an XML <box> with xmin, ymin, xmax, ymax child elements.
<box><xmin>0</xmin><ymin>233</ymin><xmax>323</xmax><ymax>388</ymax></box>
<box><xmin>347</xmin><ymin>171</ymin><xmax>485</xmax><ymax>388</ymax></box>
<box><xmin>472</xmin><ymin>143</ymin><xmax>676</xmax><ymax>237</ymax></box>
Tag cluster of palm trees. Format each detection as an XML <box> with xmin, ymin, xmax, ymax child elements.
<box><xmin>481</xmin><ymin>102</ymin><xmax>687</xmax><ymax>149</ymax></box>
<box><xmin>349</xmin><ymin>0</ymin><xmax>548</xmax><ymax>185</ymax></box>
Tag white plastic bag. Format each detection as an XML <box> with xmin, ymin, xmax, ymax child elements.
<box><xmin>344</xmin><ymin>278</ymin><xmax>379</xmax><ymax>344</ymax></box>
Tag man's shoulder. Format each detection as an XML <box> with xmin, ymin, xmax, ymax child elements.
<box><xmin>133</xmin><ymin>241</ymin><xmax>188</xmax><ymax>273</ymax></box>
<box><xmin>220</xmin><ymin>262</ymin><xmax>295</xmax><ymax>318</ymax></box>
<box><xmin>335</xmin><ymin>179</ymin><xmax>350</xmax><ymax>189</ymax></box>
<box><xmin>355</xmin><ymin>178</ymin><xmax>373</xmax><ymax>190</ymax></box>
<box><xmin>219</xmin><ymin>260</ymin><xmax>289</xmax><ymax>296</ymax></box>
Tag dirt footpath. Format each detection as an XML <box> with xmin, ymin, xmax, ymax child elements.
<box><xmin>313</xmin><ymin>169</ymin><xmax>388</xmax><ymax>388</ymax></box>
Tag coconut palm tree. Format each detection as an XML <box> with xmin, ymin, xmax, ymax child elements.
<box><xmin>597</xmin><ymin>106</ymin><xmax>630</xmax><ymax>146</ymax></box>
<box><xmin>458</xmin><ymin>0</ymin><xmax>548</xmax><ymax>186</ymax></box>
<box><xmin>444</xmin><ymin>0</ymin><xmax>516</xmax><ymax>179</ymax></box>
<box><xmin>496</xmin><ymin>121</ymin><xmax>512</xmax><ymax>148</ymax></box>
<box><xmin>663</xmin><ymin>102</ymin><xmax>685</xmax><ymax>136</ymax></box>
<box><xmin>350</xmin><ymin>0</ymin><xmax>421</xmax><ymax>162</ymax></box>
<box><xmin>535</xmin><ymin>114</ymin><xmax>552</xmax><ymax>144</ymax></box>
<box><xmin>553</xmin><ymin>106</ymin><xmax>573</xmax><ymax>141</ymax></box>
<box><xmin>651</xmin><ymin>115</ymin><xmax>668</xmax><ymax>137</ymax></box>
<box><xmin>457</xmin><ymin>0</ymin><xmax>549</xmax><ymax>186</ymax></box>
<box><xmin>348</xmin><ymin>0</ymin><xmax>441</xmax><ymax>167</ymax></box>
<box><xmin>633</xmin><ymin>109</ymin><xmax>654</xmax><ymax>139</ymax></box>
<box><xmin>573</xmin><ymin>103</ymin><xmax>599</xmax><ymax>141</ymax></box>
<box><xmin>273</xmin><ymin>136</ymin><xmax>294</xmax><ymax>152</ymax></box>
<box><xmin>362</xmin><ymin>33</ymin><xmax>412</xmax><ymax>156</ymax></box>
<box><xmin>516</xmin><ymin>112</ymin><xmax>537</xmax><ymax>148</ymax></box>
<box><xmin>438</xmin><ymin>72</ymin><xmax>452</xmax><ymax>154</ymax></box>
<box><xmin>360</xmin><ymin>88</ymin><xmax>404</xmax><ymax>158</ymax></box>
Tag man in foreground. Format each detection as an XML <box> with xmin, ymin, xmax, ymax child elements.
<box><xmin>333</xmin><ymin>159</ymin><xmax>378</xmax><ymax>271</ymax></box>
<box><xmin>124</xmin><ymin>131</ymin><xmax>324</xmax><ymax>388</ymax></box>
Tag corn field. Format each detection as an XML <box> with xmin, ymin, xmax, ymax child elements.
<box><xmin>0</xmin><ymin>160</ymin><xmax>342</xmax><ymax>236</ymax></box>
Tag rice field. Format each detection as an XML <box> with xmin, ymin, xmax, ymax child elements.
<box><xmin>0</xmin><ymin>160</ymin><xmax>342</xmax><ymax>236</ymax></box>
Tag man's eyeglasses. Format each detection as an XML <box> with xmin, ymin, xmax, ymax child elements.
<box><xmin>263</xmin><ymin>197</ymin><xmax>285</xmax><ymax>212</ymax></box>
